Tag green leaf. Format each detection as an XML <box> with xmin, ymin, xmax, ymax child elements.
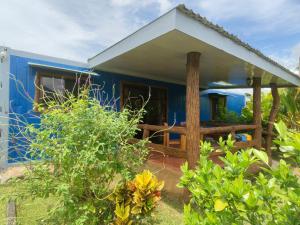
<box><xmin>214</xmin><ymin>199</ymin><xmax>228</xmax><ymax>211</ymax></box>
<box><xmin>252</xmin><ymin>149</ymin><xmax>269</xmax><ymax>165</ymax></box>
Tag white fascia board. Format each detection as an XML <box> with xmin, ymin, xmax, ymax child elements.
<box><xmin>28</xmin><ymin>62</ymin><xmax>99</xmax><ymax>76</ymax></box>
<box><xmin>175</xmin><ymin>10</ymin><xmax>300</xmax><ymax>86</ymax></box>
<box><xmin>88</xmin><ymin>9</ymin><xmax>177</xmax><ymax>67</ymax></box>
<box><xmin>8</xmin><ymin>47</ymin><xmax>88</xmax><ymax>68</ymax></box>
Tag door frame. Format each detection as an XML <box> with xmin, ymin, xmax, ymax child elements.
<box><xmin>120</xmin><ymin>80</ymin><xmax>168</xmax><ymax>124</ymax></box>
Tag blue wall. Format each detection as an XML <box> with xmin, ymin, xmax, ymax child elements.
<box><xmin>92</xmin><ymin>72</ymin><xmax>187</xmax><ymax>126</ymax></box>
<box><xmin>8</xmin><ymin>55</ymin><xmax>188</xmax><ymax>163</ymax></box>
<box><xmin>8</xmin><ymin>54</ymin><xmax>245</xmax><ymax>163</ymax></box>
<box><xmin>8</xmin><ymin>55</ymin><xmax>90</xmax><ymax>163</ymax></box>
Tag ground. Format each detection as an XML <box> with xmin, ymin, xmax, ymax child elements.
<box><xmin>0</xmin><ymin>159</ymin><xmax>184</xmax><ymax>224</ymax></box>
<box><xmin>0</xmin><ymin>183</ymin><xmax>183</xmax><ymax>224</ymax></box>
<box><xmin>3</xmin><ymin>155</ymin><xmax>298</xmax><ymax>224</ymax></box>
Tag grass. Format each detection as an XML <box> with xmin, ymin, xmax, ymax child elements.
<box><xmin>156</xmin><ymin>193</ymin><xmax>184</xmax><ymax>225</ymax></box>
<box><xmin>0</xmin><ymin>183</ymin><xmax>183</xmax><ymax>224</ymax></box>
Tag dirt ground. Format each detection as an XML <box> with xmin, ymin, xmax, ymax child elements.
<box><xmin>0</xmin><ymin>165</ymin><xmax>26</xmax><ymax>184</ymax></box>
<box><xmin>1</xmin><ymin>155</ymin><xmax>299</xmax><ymax>196</ymax></box>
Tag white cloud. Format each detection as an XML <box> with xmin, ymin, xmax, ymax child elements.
<box><xmin>0</xmin><ymin>0</ymin><xmax>96</xmax><ymax>61</ymax></box>
<box><xmin>269</xmin><ymin>42</ymin><xmax>300</xmax><ymax>74</ymax></box>
<box><xmin>0</xmin><ymin>0</ymin><xmax>172</xmax><ymax>61</ymax></box>
<box><xmin>198</xmin><ymin>0</ymin><xmax>300</xmax><ymax>35</ymax></box>
<box><xmin>110</xmin><ymin>0</ymin><xmax>172</xmax><ymax>14</ymax></box>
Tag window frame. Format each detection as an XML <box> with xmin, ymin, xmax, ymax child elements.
<box><xmin>34</xmin><ymin>71</ymin><xmax>89</xmax><ymax>111</ymax></box>
<box><xmin>209</xmin><ymin>94</ymin><xmax>227</xmax><ymax>121</ymax></box>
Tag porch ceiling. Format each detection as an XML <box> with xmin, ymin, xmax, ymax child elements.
<box><xmin>89</xmin><ymin>5</ymin><xmax>300</xmax><ymax>89</ymax></box>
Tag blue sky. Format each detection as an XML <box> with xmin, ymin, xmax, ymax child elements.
<box><xmin>0</xmin><ymin>0</ymin><xmax>299</xmax><ymax>73</ymax></box>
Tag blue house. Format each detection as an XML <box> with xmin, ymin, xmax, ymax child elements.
<box><xmin>1</xmin><ymin>5</ymin><xmax>299</xmax><ymax>168</ymax></box>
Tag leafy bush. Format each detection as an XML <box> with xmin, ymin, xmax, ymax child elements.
<box><xmin>240</xmin><ymin>92</ymin><xmax>273</xmax><ymax>126</ymax></box>
<box><xmin>110</xmin><ymin>170</ymin><xmax>164</xmax><ymax>225</ymax></box>
<box><xmin>241</xmin><ymin>88</ymin><xmax>300</xmax><ymax>130</ymax></box>
<box><xmin>217</xmin><ymin>109</ymin><xmax>242</xmax><ymax>124</ymax></box>
<box><xmin>278</xmin><ymin>88</ymin><xmax>300</xmax><ymax>130</ymax></box>
<box><xmin>274</xmin><ymin>120</ymin><xmax>300</xmax><ymax>166</ymax></box>
<box><xmin>179</xmin><ymin>139</ymin><xmax>300</xmax><ymax>225</ymax></box>
<box><xmin>15</xmin><ymin>89</ymin><xmax>150</xmax><ymax>224</ymax></box>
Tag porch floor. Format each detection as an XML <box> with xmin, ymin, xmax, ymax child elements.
<box><xmin>147</xmin><ymin>151</ymin><xmax>225</xmax><ymax>172</ymax></box>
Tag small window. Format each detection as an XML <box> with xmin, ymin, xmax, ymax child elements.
<box><xmin>210</xmin><ymin>94</ymin><xmax>226</xmax><ymax>121</ymax></box>
<box><xmin>34</xmin><ymin>73</ymin><xmax>88</xmax><ymax>109</ymax></box>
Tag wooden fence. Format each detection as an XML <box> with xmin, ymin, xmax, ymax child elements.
<box><xmin>137</xmin><ymin>123</ymin><xmax>258</xmax><ymax>158</ymax></box>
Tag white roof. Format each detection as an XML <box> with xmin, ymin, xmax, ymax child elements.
<box><xmin>89</xmin><ymin>5</ymin><xmax>300</xmax><ymax>88</ymax></box>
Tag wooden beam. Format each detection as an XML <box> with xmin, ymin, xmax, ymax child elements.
<box><xmin>129</xmin><ymin>138</ymin><xmax>187</xmax><ymax>158</ymax></box>
<box><xmin>266</xmin><ymin>84</ymin><xmax>280</xmax><ymax>165</ymax></box>
<box><xmin>200</xmin><ymin>124</ymin><xmax>257</xmax><ymax>135</ymax></box>
<box><xmin>138</xmin><ymin>124</ymin><xmax>187</xmax><ymax>134</ymax></box>
<box><xmin>186</xmin><ymin>52</ymin><xmax>201</xmax><ymax>169</ymax></box>
<box><xmin>253</xmin><ymin>77</ymin><xmax>262</xmax><ymax>148</ymax></box>
<box><xmin>142</xmin><ymin>128</ymin><xmax>150</xmax><ymax>139</ymax></box>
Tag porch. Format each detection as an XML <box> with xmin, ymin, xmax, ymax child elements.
<box><xmin>90</xmin><ymin>5</ymin><xmax>300</xmax><ymax>169</ymax></box>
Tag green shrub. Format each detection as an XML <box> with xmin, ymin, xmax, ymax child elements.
<box><xmin>241</xmin><ymin>92</ymin><xmax>273</xmax><ymax>126</ymax></box>
<box><xmin>278</xmin><ymin>88</ymin><xmax>300</xmax><ymax>130</ymax></box>
<box><xmin>274</xmin><ymin>120</ymin><xmax>300</xmax><ymax>166</ymax></box>
<box><xmin>241</xmin><ymin>88</ymin><xmax>300</xmax><ymax>130</ymax></box>
<box><xmin>13</xmin><ymin>89</ymin><xmax>150</xmax><ymax>224</ymax></box>
<box><xmin>179</xmin><ymin>139</ymin><xmax>300</xmax><ymax>225</ymax></box>
<box><xmin>217</xmin><ymin>110</ymin><xmax>242</xmax><ymax>124</ymax></box>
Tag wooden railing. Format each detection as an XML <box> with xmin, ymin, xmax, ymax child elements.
<box><xmin>137</xmin><ymin>123</ymin><xmax>258</xmax><ymax>158</ymax></box>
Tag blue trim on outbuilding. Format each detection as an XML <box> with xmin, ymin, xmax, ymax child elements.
<box><xmin>200</xmin><ymin>89</ymin><xmax>246</xmax><ymax>121</ymax></box>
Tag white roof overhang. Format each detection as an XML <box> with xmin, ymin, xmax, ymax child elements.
<box><xmin>88</xmin><ymin>5</ymin><xmax>300</xmax><ymax>88</ymax></box>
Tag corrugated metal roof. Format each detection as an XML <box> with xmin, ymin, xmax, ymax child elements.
<box><xmin>28</xmin><ymin>62</ymin><xmax>99</xmax><ymax>76</ymax></box>
<box><xmin>176</xmin><ymin>4</ymin><xmax>298</xmax><ymax>78</ymax></box>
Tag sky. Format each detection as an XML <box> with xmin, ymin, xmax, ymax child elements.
<box><xmin>0</xmin><ymin>0</ymin><xmax>299</xmax><ymax>73</ymax></box>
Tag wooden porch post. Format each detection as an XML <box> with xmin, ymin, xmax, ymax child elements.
<box><xmin>186</xmin><ymin>52</ymin><xmax>201</xmax><ymax>169</ymax></box>
<box><xmin>266</xmin><ymin>84</ymin><xmax>280</xmax><ymax>165</ymax></box>
<box><xmin>253</xmin><ymin>77</ymin><xmax>262</xmax><ymax>149</ymax></box>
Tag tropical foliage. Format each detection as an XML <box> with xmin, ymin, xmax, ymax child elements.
<box><xmin>179</xmin><ymin>139</ymin><xmax>300</xmax><ymax>225</ymax></box>
<box><xmin>278</xmin><ymin>88</ymin><xmax>300</xmax><ymax>130</ymax></box>
<box><xmin>9</xmin><ymin>89</ymin><xmax>151</xmax><ymax>224</ymax></box>
<box><xmin>274</xmin><ymin>120</ymin><xmax>300</xmax><ymax>166</ymax></box>
<box><xmin>241</xmin><ymin>88</ymin><xmax>300</xmax><ymax>130</ymax></box>
<box><xmin>110</xmin><ymin>170</ymin><xmax>164</xmax><ymax>225</ymax></box>
<box><xmin>240</xmin><ymin>92</ymin><xmax>273</xmax><ymax>126</ymax></box>
<box><xmin>217</xmin><ymin>109</ymin><xmax>242</xmax><ymax>124</ymax></box>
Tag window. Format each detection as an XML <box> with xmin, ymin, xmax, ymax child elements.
<box><xmin>210</xmin><ymin>94</ymin><xmax>226</xmax><ymax>121</ymax></box>
<box><xmin>34</xmin><ymin>73</ymin><xmax>88</xmax><ymax>109</ymax></box>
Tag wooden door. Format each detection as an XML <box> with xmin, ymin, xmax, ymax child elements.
<box><xmin>121</xmin><ymin>82</ymin><xmax>167</xmax><ymax>143</ymax></box>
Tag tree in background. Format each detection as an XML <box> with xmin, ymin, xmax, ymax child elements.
<box><xmin>279</xmin><ymin>88</ymin><xmax>300</xmax><ymax>130</ymax></box>
<box><xmin>241</xmin><ymin>88</ymin><xmax>300</xmax><ymax>130</ymax></box>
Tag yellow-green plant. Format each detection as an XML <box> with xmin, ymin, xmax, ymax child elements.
<box><xmin>111</xmin><ymin>170</ymin><xmax>164</xmax><ymax>224</ymax></box>
<box><xmin>274</xmin><ymin>120</ymin><xmax>300</xmax><ymax>166</ymax></box>
<box><xmin>179</xmin><ymin>139</ymin><xmax>300</xmax><ymax>225</ymax></box>
<box><xmin>278</xmin><ymin>88</ymin><xmax>300</xmax><ymax>130</ymax></box>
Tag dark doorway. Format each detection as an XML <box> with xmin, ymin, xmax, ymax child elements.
<box><xmin>121</xmin><ymin>82</ymin><xmax>168</xmax><ymax>143</ymax></box>
<box><xmin>209</xmin><ymin>94</ymin><xmax>226</xmax><ymax>121</ymax></box>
